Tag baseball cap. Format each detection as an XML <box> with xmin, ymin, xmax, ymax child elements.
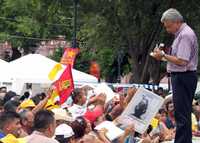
<box><xmin>55</xmin><ymin>124</ymin><xmax>74</xmax><ymax>138</ymax></box>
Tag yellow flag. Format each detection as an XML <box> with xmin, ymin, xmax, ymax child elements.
<box><xmin>19</xmin><ymin>99</ymin><xmax>35</xmax><ymax>109</ymax></box>
<box><xmin>151</xmin><ymin>118</ymin><xmax>159</xmax><ymax>129</ymax></box>
<box><xmin>44</xmin><ymin>89</ymin><xmax>60</xmax><ymax>110</ymax></box>
<box><xmin>49</xmin><ymin>89</ymin><xmax>59</xmax><ymax>103</ymax></box>
<box><xmin>48</xmin><ymin>63</ymin><xmax>63</xmax><ymax>80</ymax></box>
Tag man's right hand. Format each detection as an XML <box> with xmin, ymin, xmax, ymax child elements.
<box><xmin>151</xmin><ymin>48</ymin><xmax>163</xmax><ymax>61</ymax></box>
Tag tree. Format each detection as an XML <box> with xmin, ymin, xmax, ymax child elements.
<box><xmin>0</xmin><ymin>0</ymin><xmax>73</xmax><ymax>53</ymax></box>
<box><xmin>0</xmin><ymin>0</ymin><xmax>200</xmax><ymax>84</ymax></box>
<box><xmin>77</xmin><ymin>0</ymin><xmax>170</xmax><ymax>83</ymax></box>
<box><xmin>77</xmin><ymin>0</ymin><xmax>200</xmax><ymax>83</ymax></box>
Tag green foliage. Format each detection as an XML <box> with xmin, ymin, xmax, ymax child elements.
<box><xmin>1</xmin><ymin>0</ymin><xmax>200</xmax><ymax>83</ymax></box>
<box><xmin>49</xmin><ymin>47</ymin><xmax>63</xmax><ymax>62</ymax></box>
<box><xmin>0</xmin><ymin>0</ymin><xmax>73</xmax><ymax>48</ymax></box>
<box><xmin>78</xmin><ymin>0</ymin><xmax>167</xmax><ymax>82</ymax></box>
<box><xmin>77</xmin><ymin>0</ymin><xmax>200</xmax><ymax>83</ymax></box>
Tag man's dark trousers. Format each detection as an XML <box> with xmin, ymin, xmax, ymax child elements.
<box><xmin>171</xmin><ymin>71</ymin><xmax>197</xmax><ymax>143</ymax></box>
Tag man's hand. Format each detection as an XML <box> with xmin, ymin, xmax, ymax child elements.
<box><xmin>87</xmin><ymin>92</ymin><xmax>106</xmax><ymax>105</ymax></box>
<box><xmin>151</xmin><ymin>48</ymin><xmax>163</xmax><ymax>61</ymax></box>
<box><xmin>127</xmin><ymin>87</ymin><xmax>137</xmax><ymax>96</ymax></box>
<box><xmin>124</xmin><ymin>124</ymin><xmax>135</xmax><ymax>136</ymax></box>
<box><xmin>153</xmin><ymin>48</ymin><xmax>188</xmax><ymax>66</ymax></box>
<box><xmin>118</xmin><ymin>124</ymin><xmax>135</xmax><ymax>143</ymax></box>
<box><xmin>97</xmin><ymin>128</ymin><xmax>111</xmax><ymax>143</ymax></box>
<box><xmin>98</xmin><ymin>93</ymin><xmax>106</xmax><ymax>102</ymax></box>
<box><xmin>125</xmin><ymin>87</ymin><xmax>137</xmax><ymax>104</ymax></box>
<box><xmin>119</xmin><ymin>95</ymin><xmax>126</xmax><ymax>109</ymax></box>
<box><xmin>98</xmin><ymin>128</ymin><xmax>108</xmax><ymax>136</ymax></box>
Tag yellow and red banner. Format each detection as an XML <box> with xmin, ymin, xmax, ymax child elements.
<box><xmin>53</xmin><ymin>65</ymin><xmax>74</xmax><ymax>104</ymax></box>
<box><xmin>60</xmin><ymin>48</ymin><xmax>79</xmax><ymax>67</ymax></box>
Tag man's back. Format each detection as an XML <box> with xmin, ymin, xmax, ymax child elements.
<box><xmin>25</xmin><ymin>131</ymin><xmax>59</xmax><ymax>143</ymax></box>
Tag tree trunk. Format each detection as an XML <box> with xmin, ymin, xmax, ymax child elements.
<box><xmin>128</xmin><ymin>0</ymin><xmax>176</xmax><ymax>84</ymax></box>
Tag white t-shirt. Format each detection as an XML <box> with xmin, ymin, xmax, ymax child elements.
<box><xmin>68</xmin><ymin>104</ymin><xmax>87</xmax><ymax>119</ymax></box>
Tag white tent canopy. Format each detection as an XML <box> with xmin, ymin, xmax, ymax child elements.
<box><xmin>9</xmin><ymin>54</ymin><xmax>98</xmax><ymax>84</ymax></box>
<box><xmin>0</xmin><ymin>59</ymin><xmax>8</xmax><ymax>64</ymax></box>
<box><xmin>0</xmin><ymin>59</ymin><xmax>14</xmax><ymax>82</ymax></box>
<box><xmin>6</xmin><ymin>54</ymin><xmax>98</xmax><ymax>94</ymax></box>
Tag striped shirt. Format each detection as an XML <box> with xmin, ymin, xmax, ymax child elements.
<box><xmin>167</xmin><ymin>23</ymin><xmax>198</xmax><ymax>72</ymax></box>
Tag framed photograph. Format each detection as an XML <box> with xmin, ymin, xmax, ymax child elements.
<box><xmin>118</xmin><ymin>87</ymin><xmax>164</xmax><ymax>134</ymax></box>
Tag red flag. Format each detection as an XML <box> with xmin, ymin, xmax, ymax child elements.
<box><xmin>54</xmin><ymin>65</ymin><xmax>74</xmax><ymax>104</ymax></box>
<box><xmin>60</xmin><ymin>48</ymin><xmax>79</xmax><ymax>67</ymax></box>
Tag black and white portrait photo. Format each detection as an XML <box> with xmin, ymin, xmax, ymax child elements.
<box><xmin>118</xmin><ymin>88</ymin><xmax>164</xmax><ymax>134</ymax></box>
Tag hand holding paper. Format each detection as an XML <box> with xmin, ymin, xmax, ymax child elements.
<box><xmin>95</xmin><ymin>121</ymin><xmax>124</xmax><ymax>141</ymax></box>
<box><xmin>150</xmin><ymin>43</ymin><xmax>167</xmax><ymax>61</ymax></box>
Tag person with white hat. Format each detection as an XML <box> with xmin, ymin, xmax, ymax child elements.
<box><xmin>55</xmin><ymin>124</ymin><xmax>75</xmax><ymax>143</ymax></box>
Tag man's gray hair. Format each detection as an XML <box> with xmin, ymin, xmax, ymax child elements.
<box><xmin>161</xmin><ymin>8</ymin><xmax>183</xmax><ymax>23</ymax></box>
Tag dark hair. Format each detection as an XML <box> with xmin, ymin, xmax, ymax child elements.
<box><xmin>159</xmin><ymin>108</ymin><xmax>167</xmax><ymax>114</ymax></box>
<box><xmin>20</xmin><ymin>92</ymin><xmax>30</xmax><ymax>101</ymax></box>
<box><xmin>0</xmin><ymin>99</ymin><xmax>3</xmax><ymax>107</ymax></box>
<box><xmin>0</xmin><ymin>111</ymin><xmax>20</xmax><ymax>129</ymax></box>
<box><xmin>105</xmin><ymin>114</ymin><xmax>113</xmax><ymax>121</ymax></box>
<box><xmin>70</xmin><ymin>116</ymin><xmax>87</xmax><ymax>139</ymax></box>
<box><xmin>157</xmin><ymin>87</ymin><xmax>164</xmax><ymax>92</ymax></box>
<box><xmin>0</xmin><ymin>87</ymin><xmax>6</xmax><ymax>92</ymax></box>
<box><xmin>3</xmin><ymin>91</ymin><xmax>18</xmax><ymax>104</ymax></box>
<box><xmin>31</xmin><ymin>94</ymin><xmax>41</xmax><ymax>105</ymax></box>
<box><xmin>31</xmin><ymin>93</ymin><xmax>46</xmax><ymax>105</ymax></box>
<box><xmin>33</xmin><ymin>110</ymin><xmax>55</xmax><ymax>131</ymax></box>
<box><xmin>71</xmin><ymin>88</ymin><xmax>83</xmax><ymax>104</ymax></box>
<box><xmin>166</xmin><ymin>100</ymin><xmax>173</xmax><ymax>111</ymax></box>
<box><xmin>156</xmin><ymin>87</ymin><xmax>164</xmax><ymax>97</ymax></box>
<box><xmin>4</xmin><ymin>100</ymin><xmax>20</xmax><ymax>112</ymax></box>
<box><xmin>40</xmin><ymin>92</ymin><xmax>46</xmax><ymax>99</ymax></box>
<box><xmin>55</xmin><ymin>135</ymin><xmax>71</xmax><ymax>143</ymax></box>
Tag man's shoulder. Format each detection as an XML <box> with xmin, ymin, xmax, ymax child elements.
<box><xmin>26</xmin><ymin>136</ymin><xmax>59</xmax><ymax>143</ymax></box>
<box><xmin>25</xmin><ymin>132</ymin><xmax>59</xmax><ymax>143</ymax></box>
<box><xmin>44</xmin><ymin>138</ymin><xmax>59</xmax><ymax>143</ymax></box>
<box><xmin>182</xmin><ymin>24</ymin><xmax>196</xmax><ymax>37</ymax></box>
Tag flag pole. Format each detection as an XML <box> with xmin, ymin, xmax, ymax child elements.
<box><xmin>72</xmin><ymin>0</ymin><xmax>79</xmax><ymax>48</ymax></box>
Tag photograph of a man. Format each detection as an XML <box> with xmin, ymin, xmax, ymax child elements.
<box><xmin>131</xmin><ymin>96</ymin><xmax>149</xmax><ymax>119</ymax></box>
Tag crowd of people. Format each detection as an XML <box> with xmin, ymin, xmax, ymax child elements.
<box><xmin>0</xmin><ymin>85</ymin><xmax>200</xmax><ymax>143</ymax></box>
